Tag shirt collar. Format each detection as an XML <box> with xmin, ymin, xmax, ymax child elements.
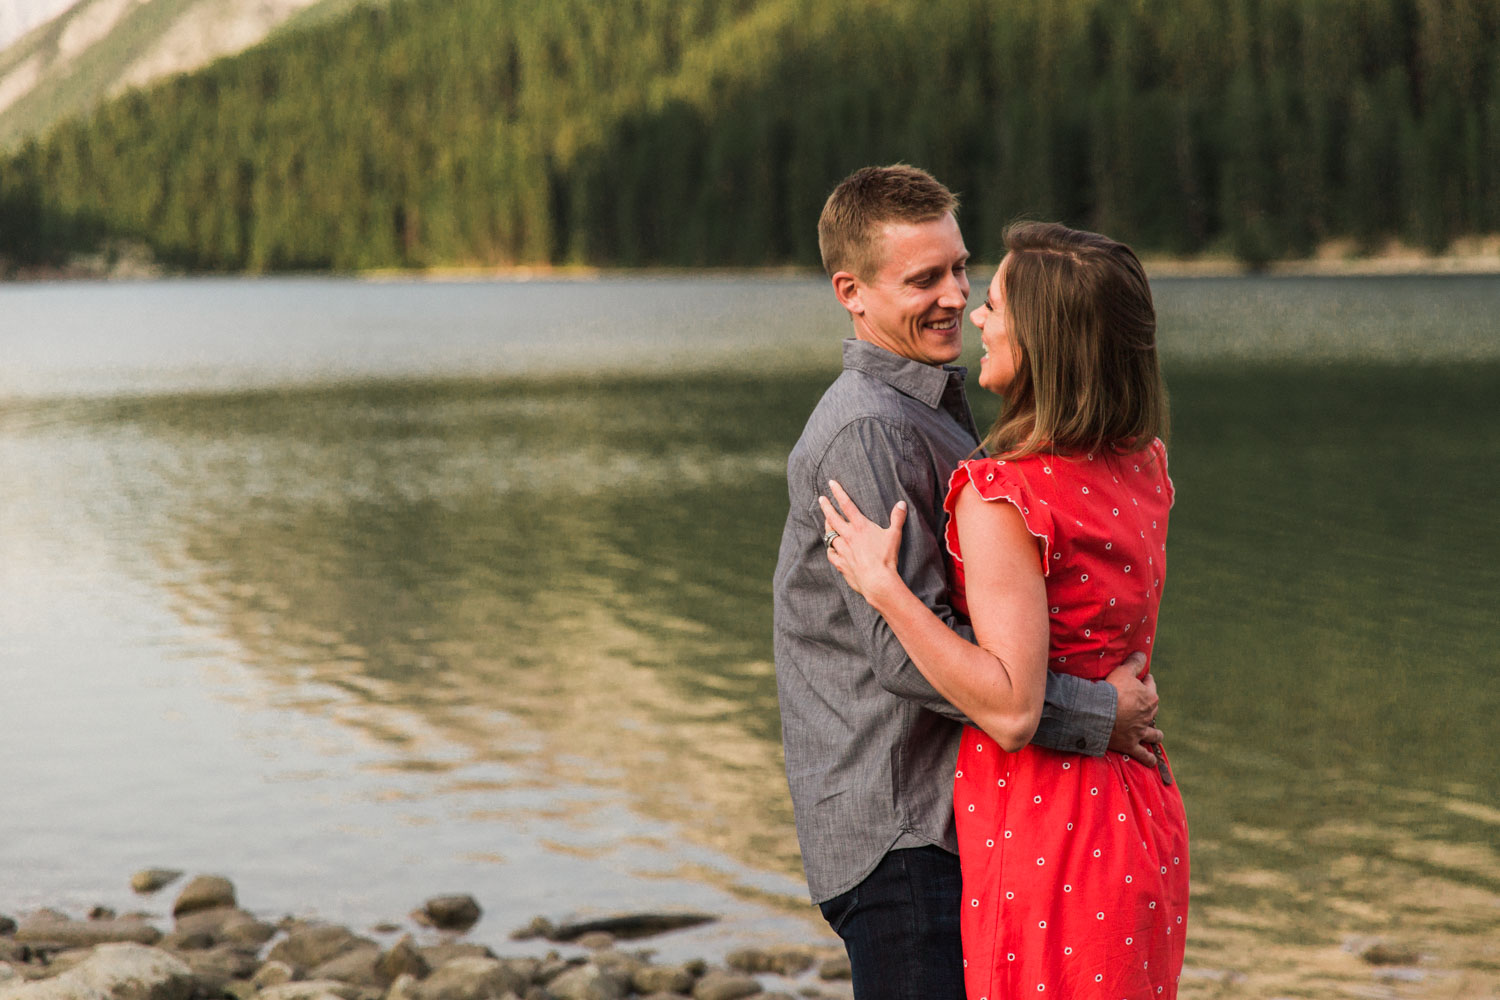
<box><xmin>841</xmin><ymin>338</ymin><xmax>967</xmax><ymax>409</ymax></box>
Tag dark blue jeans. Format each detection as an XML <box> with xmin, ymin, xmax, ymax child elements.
<box><xmin>818</xmin><ymin>845</ymin><xmax>965</xmax><ymax>1000</ymax></box>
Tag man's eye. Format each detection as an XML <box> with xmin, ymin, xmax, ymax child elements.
<box><xmin>954</xmin><ymin>263</ymin><xmax>968</xmax><ymax>274</ymax></box>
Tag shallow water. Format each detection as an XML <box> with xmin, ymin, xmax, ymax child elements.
<box><xmin>1</xmin><ymin>273</ymin><xmax>1497</xmax><ymax>993</ymax></box>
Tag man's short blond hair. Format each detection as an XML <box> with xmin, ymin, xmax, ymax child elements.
<box><xmin>817</xmin><ymin>165</ymin><xmax>959</xmax><ymax>278</ymax></box>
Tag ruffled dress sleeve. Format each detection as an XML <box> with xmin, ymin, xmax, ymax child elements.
<box><xmin>1146</xmin><ymin>437</ymin><xmax>1175</xmax><ymax>508</ymax></box>
<box><xmin>943</xmin><ymin>457</ymin><xmax>1056</xmax><ymax>576</ymax></box>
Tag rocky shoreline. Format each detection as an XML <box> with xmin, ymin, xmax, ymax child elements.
<box><xmin>0</xmin><ymin>873</ymin><xmax>851</xmax><ymax>1000</ymax></box>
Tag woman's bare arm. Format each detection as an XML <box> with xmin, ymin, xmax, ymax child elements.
<box><xmin>820</xmin><ymin>479</ymin><xmax>1050</xmax><ymax>750</ymax></box>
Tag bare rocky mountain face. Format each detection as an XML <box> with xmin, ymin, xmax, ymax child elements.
<box><xmin>0</xmin><ymin>0</ymin><xmax>77</xmax><ymax>51</ymax></box>
<box><xmin>0</xmin><ymin>0</ymin><xmax>328</xmax><ymax>145</ymax></box>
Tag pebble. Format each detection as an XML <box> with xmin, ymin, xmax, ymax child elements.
<box><xmin>692</xmin><ymin>969</ymin><xmax>763</xmax><ymax>1000</ymax></box>
<box><xmin>817</xmin><ymin>954</ymin><xmax>852</xmax><ymax>981</ymax></box>
<box><xmin>130</xmin><ymin>869</ymin><xmax>184</xmax><ymax>895</ymax></box>
<box><xmin>412</xmin><ymin>895</ymin><xmax>482</xmax><ymax>932</ymax></box>
<box><xmin>2</xmin><ymin>875</ymin><xmax>849</xmax><ymax>1000</ymax></box>
<box><xmin>171</xmin><ymin>875</ymin><xmax>236</xmax><ymax>918</ymax></box>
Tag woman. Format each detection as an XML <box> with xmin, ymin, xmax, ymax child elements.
<box><xmin>819</xmin><ymin>222</ymin><xmax>1187</xmax><ymax>999</ymax></box>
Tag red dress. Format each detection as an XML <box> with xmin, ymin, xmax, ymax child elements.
<box><xmin>944</xmin><ymin>440</ymin><xmax>1188</xmax><ymax>1000</ymax></box>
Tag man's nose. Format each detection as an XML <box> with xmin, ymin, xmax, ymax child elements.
<box><xmin>937</xmin><ymin>273</ymin><xmax>969</xmax><ymax>308</ymax></box>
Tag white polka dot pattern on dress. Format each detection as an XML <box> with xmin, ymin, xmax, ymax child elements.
<box><xmin>944</xmin><ymin>447</ymin><xmax>1182</xmax><ymax>996</ymax></box>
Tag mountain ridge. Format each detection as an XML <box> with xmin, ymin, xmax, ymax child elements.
<box><xmin>0</xmin><ymin>0</ymin><xmax>342</xmax><ymax>147</ymax></box>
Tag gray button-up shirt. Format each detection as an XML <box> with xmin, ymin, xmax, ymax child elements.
<box><xmin>772</xmin><ymin>338</ymin><xmax>1116</xmax><ymax>903</ymax></box>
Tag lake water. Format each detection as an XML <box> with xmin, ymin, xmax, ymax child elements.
<box><xmin>1</xmin><ymin>274</ymin><xmax>1497</xmax><ymax>997</ymax></box>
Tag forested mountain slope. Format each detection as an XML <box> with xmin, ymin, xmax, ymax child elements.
<box><xmin>2</xmin><ymin>0</ymin><xmax>1497</xmax><ymax>271</ymax></box>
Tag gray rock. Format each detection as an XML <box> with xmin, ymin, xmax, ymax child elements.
<box><xmin>412</xmin><ymin>897</ymin><xmax>482</xmax><ymax>933</ymax></box>
<box><xmin>545</xmin><ymin>914</ymin><xmax>717</xmax><ymax>943</ymax></box>
<box><xmin>386</xmin><ymin>974</ymin><xmax>421</xmax><ymax>1000</ymax></box>
<box><xmin>129</xmin><ymin>872</ymin><xmax>183</xmax><ymax>896</ymax></box>
<box><xmin>39</xmin><ymin>949</ymin><xmax>96</xmax><ymax>977</ymax></box>
<box><xmin>376</xmin><ymin>937</ymin><xmax>430</xmax><ymax>985</ymax></box>
<box><xmin>532</xmin><ymin>957</ymin><xmax>571</xmax><ymax>984</ymax></box>
<box><xmin>217</xmin><ymin>913</ymin><xmax>276</xmax><ymax>949</ymax></box>
<box><xmin>508</xmin><ymin>918</ymin><xmax>553</xmax><ymax>942</ymax></box>
<box><xmin>765</xmin><ymin>949</ymin><xmax>813</xmax><ymax>977</ymax></box>
<box><xmin>573</xmin><ymin>933</ymin><xmax>614</xmax><ymax>952</ymax></box>
<box><xmin>418</xmin><ymin>943</ymin><xmax>495</xmax><ymax>969</ymax></box>
<box><xmin>416</xmin><ymin>957</ymin><xmax>527</xmax><ymax>1000</ymax></box>
<box><xmin>178</xmin><ymin>944</ymin><xmax>258</xmax><ymax>994</ymax></box>
<box><xmin>0</xmin><ymin>943</ymin><xmax>194</xmax><ymax>1000</ymax></box>
<box><xmin>631</xmin><ymin>962</ymin><xmax>697</xmax><ymax>994</ymax></box>
<box><xmin>544</xmin><ymin>964</ymin><xmax>624</xmax><ymax>1000</ymax></box>
<box><xmin>1360</xmin><ymin>942</ymin><xmax>1420</xmax><ymax>966</ymax></box>
<box><xmin>816</xmin><ymin>955</ymin><xmax>851</xmax><ymax>981</ymax></box>
<box><xmin>157</xmin><ymin>930</ymin><xmax>214</xmax><ymax>952</ymax></box>
<box><xmin>256</xmin><ymin>980</ymin><xmax>361</xmax><ymax>1000</ymax></box>
<box><xmin>220</xmin><ymin>981</ymin><xmax>257</xmax><ymax>1000</ymax></box>
<box><xmin>495</xmin><ymin>958</ymin><xmax>540</xmax><ymax>985</ymax></box>
<box><xmin>266</xmin><ymin>924</ymin><xmax>375</xmax><ymax>974</ymax></box>
<box><xmin>309</xmin><ymin>946</ymin><xmax>382</xmax><ymax>988</ymax></box>
<box><xmin>170</xmin><ymin>876</ymin><xmax>236</xmax><ymax>918</ymax></box>
<box><xmin>251</xmin><ymin>961</ymin><xmax>295</xmax><ymax>989</ymax></box>
<box><xmin>171</xmin><ymin>906</ymin><xmax>273</xmax><ymax>947</ymax></box>
<box><xmin>0</xmin><ymin>968</ymin><xmax>16</xmax><ymax>987</ymax></box>
<box><xmin>691</xmin><ymin>971</ymin><xmax>761</xmax><ymax>1000</ymax></box>
<box><xmin>14</xmin><ymin>915</ymin><xmax>161</xmax><ymax>948</ymax></box>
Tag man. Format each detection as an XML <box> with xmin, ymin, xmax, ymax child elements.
<box><xmin>772</xmin><ymin>165</ymin><xmax>1162</xmax><ymax>998</ymax></box>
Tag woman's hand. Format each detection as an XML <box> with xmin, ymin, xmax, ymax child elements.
<box><xmin>818</xmin><ymin>480</ymin><xmax>907</xmax><ymax>606</ymax></box>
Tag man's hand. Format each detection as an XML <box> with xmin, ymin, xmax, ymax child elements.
<box><xmin>1105</xmin><ymin>653</ymin><xmax>1161</xmax><ymax>766</ymax></box>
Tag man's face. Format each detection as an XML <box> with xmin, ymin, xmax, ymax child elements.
<box><xmin>842</xmin><ymin>213</ymin><xmax>970</xmax><ymax>365</ymax></box>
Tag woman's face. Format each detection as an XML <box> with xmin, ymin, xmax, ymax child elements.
<box><xmin>972</xmin><ymin>256</ymin><xmax>1019</xmax><ymax>394</ymax></box>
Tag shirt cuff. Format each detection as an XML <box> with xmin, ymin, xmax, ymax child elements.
<box><xmin>1033</xmin><ymin>674</ymin><xmax>1116</xmax><ymax>756</ymax></box>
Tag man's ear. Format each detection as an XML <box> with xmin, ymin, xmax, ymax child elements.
<box><xmin>831</xmin><ymin>271</ymin><xmax>864</xmax><ymax>316</ymax></box>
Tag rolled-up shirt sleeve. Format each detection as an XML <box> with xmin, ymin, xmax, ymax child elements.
<box><xmin>813</xmin><ymin>416</ymin><xmax>1113</xmax><ymax>755</ymax></box>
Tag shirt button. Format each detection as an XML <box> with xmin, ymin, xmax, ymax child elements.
<box><xmin>1075</xmin><ymin>738</ymin><xmax>1088</xmax><ymax>749</ymax></box>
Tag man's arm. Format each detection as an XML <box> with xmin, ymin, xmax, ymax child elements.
<box><xmin>817</xmin><ymin>417</ymin><xmax>1146</xmax><ymax>757</ymax></box>
<box><xmin>813</xmin><ymin>417</ymin><xmax>966</xmax><ymax>721</ymax></box>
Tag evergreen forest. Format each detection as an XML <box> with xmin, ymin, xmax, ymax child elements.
<box><xmin>1</xmin><ymin>0</ymin><xmax>1498</xmax><ymax>271</ymax></box>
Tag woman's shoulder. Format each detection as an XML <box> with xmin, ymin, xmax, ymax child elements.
<box><xmin>944</xmin><ymin>456</ymin><xmax>1058</xmax><ymax>571</ymax></box>
<box><xmin>950</xmin><ymin>454</ymin><xmax>1048</xmax><ymax>497</ymax></box>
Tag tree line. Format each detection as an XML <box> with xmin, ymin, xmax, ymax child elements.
<box><xmin>1</xmin><ymin>0</ymin><xmax>1497</xmax><ymax>271</ymax></box>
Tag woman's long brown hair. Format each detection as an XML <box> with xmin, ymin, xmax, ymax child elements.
<box><xmin>982</xmin><ymin>222</ymin><xmax>1168</xmax><ymax>460</ymax></box>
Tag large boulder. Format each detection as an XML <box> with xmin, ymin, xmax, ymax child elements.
<box><xmin>265</xmin><ymin>924</ymin><xmax>375</xmax><ymax>974</ymax></box>
<box><xmin>255</xmin><ymin>981</ymin><xmax>360</xmax><ymax>1000</ymax></box>
<box><xmin>416</xmin><ymin>957</ymin><xmax>528</xmax><ymax>1000</ymax></box>
<box><xmin>0</xmin><ymin>943</ymin><xmax>194</xmax><ymax>1000</ymax></box>
<box><xmin>170</xmin><ymin>877</ymin><xmax>236</xmax><ymax>919</ymax></box>
<box><xmin>307</xmin><ymin>947</ymin><xmax>382</xmax><ymax>989</ymax></box>
<box><xmin>544</xmin><ymin>964</ymin><xmax>625</xmax><ymax>1000</ymax></box>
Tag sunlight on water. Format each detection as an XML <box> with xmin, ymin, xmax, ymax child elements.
<box><xmin>2</xmin><ymin>274</ymin><xmax>1498</xmax><ymax>992</ymax></box>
